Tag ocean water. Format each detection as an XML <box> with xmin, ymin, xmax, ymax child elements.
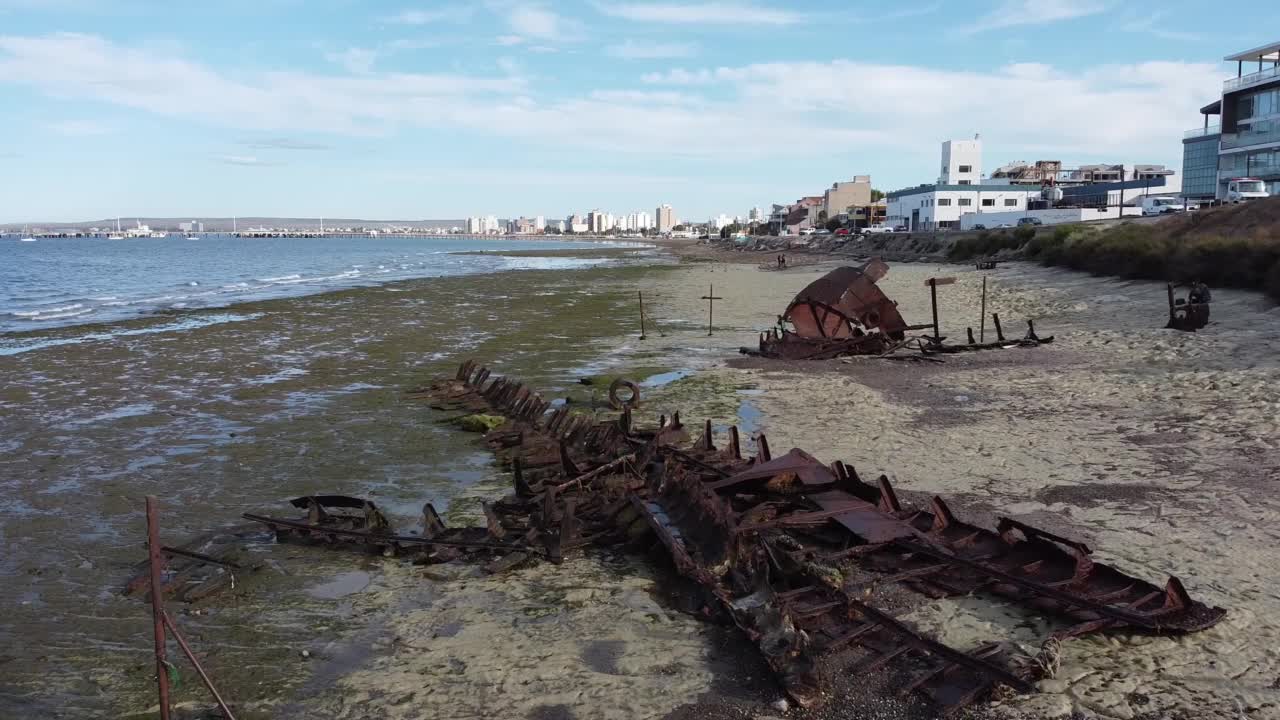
<box><xmin>0</xmin><ymin>233</ymin><xmax>640</xmax><ymax>333</ymax></box>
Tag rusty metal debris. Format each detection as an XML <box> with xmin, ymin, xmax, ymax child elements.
<box><xmin>1166</xmin><ymin>282</ymin><xmax>1211</xmax><ymax>331</ymax></box>
<box><xmin>238</xmin><ymin>360</ymin><xmax>1224</xmax><ymax>716</ymax></box>
<box><xmin>748</xmin><ymin>259</ymin><xmax>915</xmax><ymax>360</ymax></box>
<box><xmin>124</xmin><ymin>525</ymin><xmax>262</xmax><ymax>603</ymax></box>
<box><xmin>745</xmin><ymin>260</ymin><xmax>1053</xmax><ymax>360</ymax></box>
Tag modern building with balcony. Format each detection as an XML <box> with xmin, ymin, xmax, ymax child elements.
<box><xmin>1183</xmin><ymin>41</ymin><xmax>1280</xmax><ymax>200</ymax></box>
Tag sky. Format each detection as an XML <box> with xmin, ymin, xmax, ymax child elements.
<box><xmin>0</xmin><ymin>0</ymin><xmax>1276</xmax><ymax>223</ymax></box>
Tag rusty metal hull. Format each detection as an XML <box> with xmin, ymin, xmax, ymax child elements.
<box><xmin>235</xmin><ymin>360</ymin><xmax>1226</xmax><ymax>716</ymax></box>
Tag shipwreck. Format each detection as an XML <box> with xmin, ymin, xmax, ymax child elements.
<box><xmin>218</xmin><ymin>360</ymin><xmax>1225</xmax><ymax>717</ymax></box>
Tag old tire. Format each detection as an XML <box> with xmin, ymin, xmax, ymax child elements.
<box><xmin>608</xmin><ymin>378</ymin><xmax>640</xmax><ymax>410</ymax></box>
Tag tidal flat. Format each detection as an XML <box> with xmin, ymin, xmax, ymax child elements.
<box><xmin>4</xmin><ymin>246</ymin><xmax>1279</xmax><ymax>720</ymax></box>
<box><xmin>0</xmin><ymin>256</ymin><xmax>697</xmax><ymax>719</ymax></box>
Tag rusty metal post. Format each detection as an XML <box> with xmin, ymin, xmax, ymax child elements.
<box><xmin>146</xmin><ymin>496</ymin><xmax>172</xmax><ymax>720</ymax></box>
<box><xmin>161</xmin><ymin>611</ymin><xmax>238</xmax><ymax>719</ymax></box>
<box><xmin>979</xmin><ymin>276</ymin><xmax>987</xmax><ymax>342</ymax></box>
<box><xmin>700</xmin><ymin>284</ymin><xmax>722</xmax><ymax>336</ymax></box>
<box><xmin>928</xmin><ymin>278</ymin><xmax>940</xmax><ymax>342</ymax></box>
<box><xmin>638</xmin><ymin>291</ymin><xmax>647</xmax><ymax>340</ymax></box>
<box><xmin>992</xmin><ymin>313</ymin><xmax>1005</xmax><ymax>342</ymax></box>
<box><xmin>1166</xmin><ymin>283</ymin><xmax>1176</xmax><ymax>326</ymax></box>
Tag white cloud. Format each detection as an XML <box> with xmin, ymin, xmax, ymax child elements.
<box><xmin>508</xmin><ymin>5</ymin><xmax>560</xmax><ymax>37</ymax></box>
<box><xmin>242</xmin><ymin>137</ymin><xmax>330</xmax><ymax>151</ymax></box>
<box><xmin>595</xmin><ymin>2</ymin><xmax>803</xmax><ymax>26</ymax></box>
<box><xmin>49</xmin><ymin>119</ymin><xmax>111</xmax><ymax>136</ymax></box>
<box><xmin>606</xmin><ymin>39</ymin><xmax>697</xmax><ymax>60</ymax></box>
<box><xmin>0</xmin><ymin>33</ymin><xmax>1226</xmax><ymax>168</ymax></box>
<box><xmin>490</xmin><ymin>3</ymin><xmax>582</xmax><ymax>45</ymax></box>
<box><xmin>1119</xmin><ymin>11</ymin><xmax>1201</xmax><ymax>42</ymax></box>
<box><xmin>215</xmin><ymin>154</ymin><xmax>282</xmax><ymax>167</ymax></box>
<box><xmin>325</xmin><ymin>47</ymin><xmax>378</xmax><ymax>74</ymax></box>
<box><xmin>589</xmin><ymin>89</ymin><xmax>700</xmax><ymax>104</ymax></box>
<box><xmin>0</xmin><ymin>33</ymin><xmax>526</xmax><ymax>135</ymax></box>
<box><xmin>957</xmin><ymin>0</ymin><xmax>1105</xmax><ymax>35</ymax></box>
<box><xmin>380</xmin><ymin>7</ymin><xmax>472</xmax><ymax>25</ymax></box>
<box><xmin>386</xmin><ymin>38</ymin><xmax>444</xmax><ymax>51</ymax></box>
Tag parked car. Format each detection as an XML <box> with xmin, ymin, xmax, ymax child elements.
<box><xmin>834</xmin><ymin>228</ymin><xmax>851</xmax><ymax>236</ymax></box>
<box><xmin>1016</xmin><ymin>217</ymin><xmax>1043</xmax><ymax>226</ymax></box>
<box><xmin>893</xmin><ymin>225</ymin><xmax>908</xmax><ymax>232</ymax></box>
<box><xmin>995</xmin><ymin>223</ymin><xmax>1014</xmax><ymax>228</ymax></box>
<box><xmin>814</xmin><ymin>229</ymin><xmax>831</xmax><ymax>235</ymax></box>
<box><xmin>971</xmin><ymin>223</ymin><xmax>987</xmax><ymax>231</ymax></box>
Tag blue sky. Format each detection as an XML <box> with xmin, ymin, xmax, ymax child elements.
<box><xmin>1</xmin><ymin>0</ymin><xmax>1276</xmax><ymax>222</ymax></box>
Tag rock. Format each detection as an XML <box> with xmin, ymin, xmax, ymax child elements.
<box><xmin>300</xmin><ymin>649</ymin><xmax>310</xmax><ymax>658</ymax></box>
<box><xmin>455</xmin><ymin>414</ymin><xmax>506</xmax><ymax>432</ymax></box>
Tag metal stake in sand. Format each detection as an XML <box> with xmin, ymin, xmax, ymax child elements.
<box><xmin>638</xmin><ymin>291</ymin><xmax>647</xmax><ymax>340</ymax></box>
<box><xmin>979</xmin><ymin>276</ymin><xmax>987</xmax><ymax>343</ymax></box>
<box><xmin>701</xmin><ymin>284</ymin><xmax>723</xmax><ymax>336</ymax></box>
<box><xmin>146</xmin><ymin>496</ymin><xmax>172</xmax><ymax>720</ymax></box>
<box><xmin>924</xmin><ymin>276</ymin><xmax>955</xmax><ymax>343</ymax></box>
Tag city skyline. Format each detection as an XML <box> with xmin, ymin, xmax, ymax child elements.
<box><xmin>1</xmin><ymin>2</ymin><xmax>1277</xmax><ymax>222</ymax></box>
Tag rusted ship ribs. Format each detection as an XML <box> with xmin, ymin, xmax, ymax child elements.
<box><xmin>243</xmin><ymin>360</ymin><xmax>1224</xmax><ymax>716</ymax></box>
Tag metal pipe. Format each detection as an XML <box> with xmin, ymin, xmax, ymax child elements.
<box><xmin>146</xmin><ymin>496</ymin><xmax>172</xmax><ymax>720</ymax></box>
<box><xmin>928</xmin><ymin>279</ymin><xmax>940</xmax><ymax>341</ymax></box>
<box><xmin>978</xmin><ymin>276</ymin><xmax>987</xmax><ymax>342</ymax></box>
<box><xmin>638</xmin><ymin>291</ymin><xmax>647</xmax><ymax>339</ymax></box>
<box><xmin>162</xmin><ymin>611</ymin><xmax>238</xmax><ymax>719</ymax></box>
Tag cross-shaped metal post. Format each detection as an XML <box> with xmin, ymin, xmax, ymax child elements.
<box><xmin>701</xmin><ymin>284</ymin><xmax>723</xmax><ymax>335</ymax></box>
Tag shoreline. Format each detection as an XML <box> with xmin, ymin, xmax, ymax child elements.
<box><xmin>0</xmin><ymin>238</ymin><xmax>661</xmax><ymax>347</ymax></box>
<box><xmin>5</xmin><ymin>244</ymin><xmax>1278</xmax><ymax>719</ymax></box>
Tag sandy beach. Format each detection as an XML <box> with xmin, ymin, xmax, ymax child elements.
<box><xmin>4</xmin><ymin>239</ymin><xmax>1278</xmax><ymax>720</ymax></box>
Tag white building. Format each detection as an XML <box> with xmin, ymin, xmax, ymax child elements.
<box><xmin>710</xmin><ymin>213</ymin><xmax>734</xmax><ymax>230</ymax></box>
<box><xmin>466</xmin><ymin>217</ymin><xmax>483</xmax><ymax>234</ymax></box>
<box><xmin>940</xmin><ymin>136</ymin><xmax>982</xmax><ymax>185</ymax></box>
<box><xmin>748</xmin><ymin>207</ymin><xmax>764</xmax><ymax>222</ymax></box>
<box><xmin>555</xmin><ymin>220</ymin><xmax>566</xmax><ymax>232</ymax></box>
<box><xmin>634</xmin><ymin>211</ymin><xmax>652</xmax><ymax>230</ymax></box>
<box><xmin>887</xmin><ymin>186</ymin><xmax>1039</xmax><ymax>231</ymax></box>
<box><xmin>888</xmin><ymin>135</ymin><xmax>1181</xmax><ymax>230</ymax></box>
<box><xmin>535</xmin><ymin>215</ymin><xmax>546</xmax><ymax>231</ymax></box>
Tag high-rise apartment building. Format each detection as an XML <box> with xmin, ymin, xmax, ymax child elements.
<box><xmin>655</xmin><ymin>204</ymin><xmax>675</xmax><ymax>232</ymax></box>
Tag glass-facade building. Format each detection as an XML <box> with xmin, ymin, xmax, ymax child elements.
<box><xmin>1181</xmin><ymin>133</ymin><xmax>1221</xmax><ymax>199</ymax></box>
<box><xmin>1186</xmin><ymin>42</ymin><xmax>1280</xmax><ymax>199</ymax></box>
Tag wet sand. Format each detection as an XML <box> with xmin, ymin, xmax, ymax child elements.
<box><xmin>5</xmin><ymin>242</ymin><xmax>1279</xmax><ymax>719</ymax></box>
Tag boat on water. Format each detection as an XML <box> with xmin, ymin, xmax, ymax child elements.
<box><xmin>149</xmin><ymin>231</ymin><xmax>168</xmax><ymax>239</ymax></box>
<box><xmin>19</xmin><ymin>226</ymin><xmax>36</xmax><ymax>242</ymax></box>
<box><xmin>107</xmin><ymin>218</ymin><xmax>126</xmax><ymax>239</ymax></box>
<box><xmin>20</xmin><ymin>237</ymin><xmax>37</xmax><ymax>242</ymax></box>
<box><xmin>185</xmin><ymin>234</ymin><xmax>199</xmax><ymax>240</ymax></box>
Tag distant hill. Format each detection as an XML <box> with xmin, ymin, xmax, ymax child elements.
<box><xmin>1</xmin><ymin>217</ymin><xmax>471</xmax><ymax>232</ymax></box>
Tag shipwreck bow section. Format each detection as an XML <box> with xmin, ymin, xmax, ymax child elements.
<box><xmin>237</xmin><ymin>360</ymin><xmax>1226</xmax><ymax>717</ymax></box>
<box><xmin>755</xmin><ymin>259</ymin><xmax>910</xmax><ymax>360</ymax></box>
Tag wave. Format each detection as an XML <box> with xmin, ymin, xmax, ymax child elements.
<box><xmin>11</xmin><ymin>303</ymin><xmax>84</xmax><ymax>318</ymax></box>
<box><xmin>256</xmin><ymin>273</ymin><xmax>302</xmax><ymax>283</ymax></box>
<box><xmin>0</xmin><ymin>312</ymin><xmax>265</xmax><ymax>356</ymax></box>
